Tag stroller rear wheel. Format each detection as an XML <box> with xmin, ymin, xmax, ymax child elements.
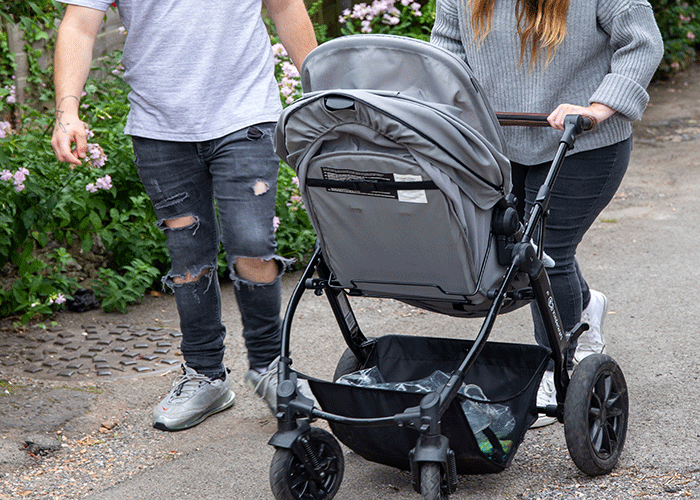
<box><xmin>270</xmin><ymin>427</ymin><xmax>344</xmax><ymax>500</ymax></box>
<box><xmin>564</xmin><ymin>354</ymin><xmax>628</xmax><ymax>476</ymax></box>
<box><xmin>420</xmin><ymin>462</ymin><xmax>448</xmax><ymax>500</ymax></box>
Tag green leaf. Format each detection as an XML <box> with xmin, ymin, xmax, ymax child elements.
<box><xmin>81</xmin><ymin>233</ymin><xmax>93</xmax><ymax>254</ymax></box>
<box><xmin>88</xmin><ymin>210</ymin><xmax>102</xmax><ymax>231</ymax></box>
<box><xmin>32</xmin><ymin>230</ymin><xmax>48</xmax><ymax>247</ymax></box>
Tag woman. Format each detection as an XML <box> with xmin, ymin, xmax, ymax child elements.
<box><xmin>431</xmin><ymin>0</ymin><xmax>663</xmax><ymax>426</ymax></box>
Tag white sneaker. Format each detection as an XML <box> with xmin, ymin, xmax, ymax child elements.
<box><xmin>531</xmin><ymin>242</ymin><xmax>555</xmax><ymax>268</ymax></box>
<box><xmin>531</xmin><ymin>371</ymin><xmax>556</xmax><ymax>428</ymax></box>
<box><xmin>574</xmin><ymin>290</ymin><xmax>608</xmax><ymax>365</ymax></box>
<box><xmin>244</xmin><ymin>357</ymin><xmax>316</xmax><ymax>413</ymax></box>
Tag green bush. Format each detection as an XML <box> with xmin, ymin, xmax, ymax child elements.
<box><xmin>651</xmin><ymin>0</ymin><xmax>700</xmax><ymax>76</ymax></box>
<box><xmin>1</xmin><ymin>50</ymin><xmax>167</xmax><ymax>319</ymax></box>
<box><xmin>338</xmin><ymin>0</ymin><xmax>436</xmax><ymax>40</ymax></box>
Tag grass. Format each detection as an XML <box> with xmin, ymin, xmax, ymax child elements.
<box><xmin>0</xmin><ymin>379</ymin><xmax>24</xmax><ymax>396</ymax></box>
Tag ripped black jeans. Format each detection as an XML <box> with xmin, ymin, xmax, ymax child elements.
<box><xmin>133</xmin><ymin>123</ymin><xmax>289</xmax><ymax>377</ymax></box>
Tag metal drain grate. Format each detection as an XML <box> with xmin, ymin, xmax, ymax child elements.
<box><xmin>0</xmin><ymin>323</ymin><xmax>183</xmax><ymax>379</ymax></box>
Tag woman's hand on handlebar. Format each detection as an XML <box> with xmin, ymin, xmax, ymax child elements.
<box><xmin>547</xmin><ymin>102</ymin><xmax>615</xmax><ymax>131</ymax></box>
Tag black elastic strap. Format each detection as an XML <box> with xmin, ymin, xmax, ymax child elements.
<box><xmin>306</xmin><ymin>178</ymin><xmax>437</xmax><ymax>192</ymax></box>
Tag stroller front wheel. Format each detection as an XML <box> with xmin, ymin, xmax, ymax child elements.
<box><xmin>420</xmin><ymin>462</ymin><xmax>448</xmax><ymax>500</ymax></box>
<box><xmin>564</xmin><ymin>354</ymin><xmax>629</xmax><ymax>476</ymax></box>
<box><xmin>270</xmin><ymin>427</ymin><xmax>344</xmax><ymax>500</ymax></box>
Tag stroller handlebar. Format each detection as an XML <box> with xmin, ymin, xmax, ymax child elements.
<box><xmin>496</xmin><ymin>112</ymin><xmax>597</xmax><ymax>131</ymax></box>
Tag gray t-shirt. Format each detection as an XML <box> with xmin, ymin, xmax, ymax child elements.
<box><xmin>62</xmin><ymin>0</ymin><xmax>282</xmax><ymax>141</ymax></box>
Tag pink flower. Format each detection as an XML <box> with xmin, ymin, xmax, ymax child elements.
<box><xmin>0</xmin><ymin>120</ymin><xmax>11</xmax><ymax>138</ymax></box>
<box><xmin>273</xmin><ymin>216</ymin><xmax>280</xmax><ymax>232</ymax></box>
<box><xmin>95</xmin><ymin>174</ymin><xmax>112</xmax><ymax>190</ymax></box>
<box><xmin>12</xmin><ymin>168</ymin><xmax>29</xmax><ymax>191</ymax></box>
<box><xmin>14</xmin><ymin>167</ymin><xmax>29</xmax><ymax>184</ymax></box>
<box><xmin>86</xmin><ymin>143</ymin><xmax>107</xmax><ymax>167</ymax></box>
<box><xmin>5</xmin><ymin>84</ymin><xmax>16</xmax><ymax>104</ymax></box>
<box><xmin>281</xmin><ymin>61</ymin><xmax>299</xmax><ymax>79</ymax></box>
<box><xmin>51</xmin><ymin>293</ymin><xmax>66</xmax><ymax>305</ymax></box>
<box><xmin>272</xmin><ymin>43</ymin><xmax>288</xmax><ymax>58</ymax></box>
<box><xmin>87</xmin><ymin>175</ymin><xmax>112</xmax><ymax>193</ymax></box>
<box><xmin>0</xmin><ymin>169</ymin><xmax>11</xmax><ymax>181</ymax></box>
<box><xmin>287</xmin><ymin>194</ymin><xmax>305</xmax><ymax>210</ymax></box>
<box><xmin>384</xmin><ymin>14</ymin><xmax>400</xmax><ymax>25</ymax></box>
<box><xmin>688</xmin><ymin>31</ymin><xmax>696</xmax><ymax>40</ymax></box>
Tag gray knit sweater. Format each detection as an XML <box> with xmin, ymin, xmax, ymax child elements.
<box><xmin>431</xmin><ymin>0</ymin><xmax>664</xmax><ymax>164</ymax></box>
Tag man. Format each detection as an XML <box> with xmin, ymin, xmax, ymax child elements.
<box><xmin>51</xmin><ymin>0</ymin><xmax>317</xmax><ymax>431</ymax></box>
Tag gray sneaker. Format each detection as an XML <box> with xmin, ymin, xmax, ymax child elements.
<box><xmin>244</xmin><ymin>357</ymin><xmax>315</xmax><ymax>412</ymax></box>
<box><xmin>153</xmin><ymin>364</ymin><xmax>235</xmax><ymax>431</ymax></box>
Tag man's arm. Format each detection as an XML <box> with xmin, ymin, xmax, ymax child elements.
<box><xmin>51</xmin><ymin>5</ymin><xmax>105</xmax><ymax>165</ymax></box>
<box><xmin>263</xmin><ymin>0</ymin><xmax>318</xmax><ymax>71</ymax></box>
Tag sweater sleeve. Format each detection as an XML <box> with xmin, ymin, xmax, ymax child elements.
<box><xmin>430</xmin><ymin>0</ymin><xmax>467</xmax><ymax>64</ymax></box>
<box><xmin>589</xmin><ymin>1</ymin><xmax>664</xmax><ymax>121</ymax></box>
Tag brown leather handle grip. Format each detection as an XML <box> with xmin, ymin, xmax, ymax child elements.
<box><xmin>496</xmin><ymin>112</ymin><xmax>597</xmax><ymax>131</ymax></box>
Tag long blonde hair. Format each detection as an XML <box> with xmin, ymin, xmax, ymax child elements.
<box><xmin>468</xmin><ymin>0</ymin><xmax>570</xmax><ymax>67</ymax></box>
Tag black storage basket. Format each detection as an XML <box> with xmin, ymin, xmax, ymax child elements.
<box><xmin>306</xmin><ymin>335</ymin><xmax>549</xmax><ymax>474</ymax></box>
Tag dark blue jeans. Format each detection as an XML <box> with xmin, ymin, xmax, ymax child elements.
<box><xmin>511</xmin><ymin>136</ymin><xmax>632</xmax><ymax>365</ymax></box>
<box><xmin>132</xmin><ymin>123</ymin><xmax>289</xmax><ymax>377</ymax></box>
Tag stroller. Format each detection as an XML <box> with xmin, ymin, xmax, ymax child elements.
<box><xmin>268</xmin><ymin>35</ymin><xmax>628</xmax><ymax>500</ymax></box>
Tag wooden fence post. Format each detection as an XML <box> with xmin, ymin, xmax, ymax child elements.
<box><xmin>4</xmin><ymin>9</ymin><xmax>125</xmax><ymax>108</ymax></box>
<box><xmin>5</xmin><ymin>21</ymin><xmax>28</xmax><ymax>106</ymax></box>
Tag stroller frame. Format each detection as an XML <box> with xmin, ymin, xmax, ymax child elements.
<box><xmin>267</xmin><ymin>37</ymin><xmax>628</xmax><ymax>500</ymax></box>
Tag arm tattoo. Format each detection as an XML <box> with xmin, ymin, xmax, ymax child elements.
<box><xmin>55</xmin><ymin>95</ymin><xmax>81</xmax><ymax>133</ymax></box>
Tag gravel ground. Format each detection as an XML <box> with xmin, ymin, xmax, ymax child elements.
<box><xmin>1</xmin><ymin>387</ymin><xmax>698</xmax><ymax>500</ymax></box>
<box><xmin>0</xmin><ymin>376</ymin><xmax>165</xmax><ymax>499</ymax></box>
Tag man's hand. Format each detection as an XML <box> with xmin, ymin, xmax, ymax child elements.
<box><xmin>51</xmin><ymin>4</ymin><xmax>104</xmax><ymax>165</ymax></box>
<box><xmin>51</xmin><ymin>95</ymin><xmax>86</xmax><ymax>165</ymax></box>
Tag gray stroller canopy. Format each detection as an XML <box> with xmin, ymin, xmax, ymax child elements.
<box><xmin>276</xmin><ymin>35</ymin><xmax>520</xmax><ymax>309</ymax></box>
<box><xmin>277</xmin><ymin>34</ymin><xmax>512</xmax><ymax>210</ymax></box>
<box><xmin>300</xmin><ymin>34</ymin><xmax>507</xmax><ymax>155</ymax></box>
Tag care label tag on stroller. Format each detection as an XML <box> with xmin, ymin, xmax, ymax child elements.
<box><xmin>321</xmin><ymin>167</ymin><xmax>396</xmax><ymax>199</ymax></box>
<box><xmin>394</xmin><ymin>173</ymin><xmax>428</xmax><ymax>204</ymax></box>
